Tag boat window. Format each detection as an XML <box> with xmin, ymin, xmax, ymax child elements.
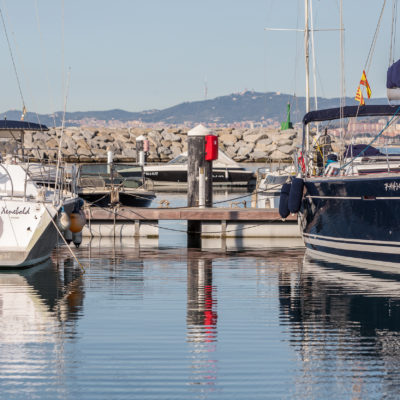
<box><xmin>266</xmin><ymin>175</ymin><xmax>289</xmax><ymax>185</ymax></box>
<box><xmin>78</xmin><ymin>163</ymin><xmax>143</xmax><ymax>188</ymax></box>
<box><xmin>114</xmin><ymin>164</ymin><xmax>142</xmax><ymax>176</ymax></box>
<box><xmin>168</xmin><ymin>155</ymin><xmax>187</xmax><ymax>164</ymax></box>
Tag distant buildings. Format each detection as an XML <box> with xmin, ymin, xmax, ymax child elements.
<box><xmin>67</xmin><ymin>118</ymin><xmax>281</xmax><ymax>130</ymax></box>
<box><xmin>327</xmin><ymin>117</ymin><xmax>400</xmax><ymax>143</ymax></box>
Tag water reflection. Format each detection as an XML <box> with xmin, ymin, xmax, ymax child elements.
<box><xmin>5</xmin><ymin>241</ymin><xmax>400</xmax><ymax>399</ymax></box>
<box><xmin>279</xmin><ymin>253</ymin><xmax>400</xmax><ymax>398</ymax></box>
<box><xmin>186</xmin><ymin>250</ymin><xmax>218</xmax><ymax>390</ymax></box>
<box><xmin>0</xmin><ymin>256</ymin><xmax>84</xmax><ymax>338</ymax></box>
<box><xmin>77</xmin><ymin>239</ymin><xmax>145</xmax><ymax>298</ymax></box>
<box><xmin>0</xmin><ymin>255</ymin><xmax>83</xmax><ymax>395</ymax></box>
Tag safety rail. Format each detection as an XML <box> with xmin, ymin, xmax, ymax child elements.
<box><xmin>0</xmin><ymin>155</ymin><xmax>76</xmax><ymax>203</ymax></box>
<box><xmin>0</xmin><ymin>164</ymin><xmax>14</xmax><ymax>198</ymax></box>
<box><xmin>76</xmin><ymin>163</ymin><xmax>147</xmax><ymax>191</ymax></box>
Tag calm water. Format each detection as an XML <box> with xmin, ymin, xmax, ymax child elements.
<box><xmin>2</xmin><ymin>191</ymin><xmax>400</xmax><ymax>399</ymax></box>
<box><xmin>2</xmin><ymin>241</ymin><xmax>400</xmax><ymax>399</ymax></box>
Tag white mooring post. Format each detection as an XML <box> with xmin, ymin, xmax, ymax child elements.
<box><xmin>107</xmin><ymin>150</ymin><xmax>113</xmax><ymax>174</ymax></box>
<box><xmin>136</xmin><ymin>135</ymin><xmax>147</xmax><ymax>166</ymax></box>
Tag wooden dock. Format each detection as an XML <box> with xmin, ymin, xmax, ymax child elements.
<box><xmin>84</xmin><ymin>207</ymin><xmax>297</xmax><ymax>221</ymax></box>
<box><xmin>83</xmin><ymin>207</ymin><xmax>300</xmax><ymax>239</ymax></box>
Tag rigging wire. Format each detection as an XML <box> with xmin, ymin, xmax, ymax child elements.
<box><xmin>54</xmin><ymin>67</ymin><xmax>71</xmax><ymax>204</ymax></box>
<box><xmin>340</xmin><ymin>105</ymin><xmax>400</xmax><ymax>170</ymax></box>
<box><xmin>389</xmin><ymin>0</ymin><xmax>398</xmax><ymax>66</ymax></box>
<box><xmin>339</xmin><ymin>0</ymin><xmax>386</xmax><ymax>167</ymax></box>
<box><xmin>33</xmin><ymin>0</ymin><xmax>57</xmax><ymax>129</ymax></box>
<box><xmin>365</xmin><ymin>0</ymin><xmax>387</xmax><ymax>73</ymax></box>
<box><xmin>0</xmin><ymin>2</ymin><xmax>32</xmax><ymax>122</ymax></box>
<box><xmin>289</xmin><ymin>0</ymin><xmax>302</xmax><ymax>117</ymax></box>
<box><xmin>61</xmin><ymin>0</ymin><xmax>65</xmax><ymax>106</ymax></box>
<box><xmin>0</xmin><ymin>1</ymin><xmax>47</xmax><ymax>150</ymax></box>
<box><xmin>0</xmin><ymin>5</ymin><xmax>26</xmax><ymax>115</ymax></box>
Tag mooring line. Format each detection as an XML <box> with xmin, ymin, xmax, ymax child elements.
<box><xmin>44</xmin><ymin>204</ymin><xmax>86</xmax><ymax>273</ymax></box>
<box><xmin>84</xmin><ymin>199</ymin><xmax>290</xmax><ymax>235</ymax></box>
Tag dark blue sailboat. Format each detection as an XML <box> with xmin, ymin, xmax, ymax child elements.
<box><xmin>298</xmin><ymin>104</ymin><xmax>400</xmax><ymax>266</ymax></box>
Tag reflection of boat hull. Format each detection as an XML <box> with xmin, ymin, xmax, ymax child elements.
<box><xmin>144</xmin><ymin>166</ymin><xmax>255</xmax><ymax>188</ymax></box>
<box><xmin>299</xmin><ymin>175</ymin><xmax>400</xmax><ymax>266</ymax></box>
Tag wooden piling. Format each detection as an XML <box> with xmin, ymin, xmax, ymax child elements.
<box><xmin>205</xmin><ymin>159</ymin><xmax>213</xmax><ymax>207</ymax></box>
<box><xmin>187</xmin><ymin>125</ymin><xmax>213</xmax><ymax>248</ymax></box>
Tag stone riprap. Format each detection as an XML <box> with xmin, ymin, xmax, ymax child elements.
<box><xmin>2</xmin><ymin>126</ymin><xmax>302</xmax><ymax>163</ymax></box>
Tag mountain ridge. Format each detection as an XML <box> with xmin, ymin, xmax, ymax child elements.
<box><xmin>1</xmin><ymin>91</ymin><xmax>389</xmax><ymax>127</ymax></box>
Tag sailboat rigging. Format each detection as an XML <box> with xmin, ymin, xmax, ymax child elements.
<box><xmin>0</xmin><ymin>5</ymin><xmax>83</xmax><ymax>267</ymax></box>
<box><xmin>285</xmin><ymin>1</ymin><xmax>400</xmax><ymax>266</ymax></box>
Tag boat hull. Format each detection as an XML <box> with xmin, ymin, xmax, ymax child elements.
<box><xmin>0</xmin><ymin>197</ymin><xmax>77</xmax><ymax>268</ymax></box>
<box><xmin>299</xmin><ymin>175</ymin><xmax>400</xmax><ymax>266</ymax></box>
<box><xmin>144</xmin><ymin>167</ymin><xmax>255</xmax><ymax>188</ymax></box>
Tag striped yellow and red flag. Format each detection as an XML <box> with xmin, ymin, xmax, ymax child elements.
<box><xmin>355</xmin><ymin>85</ymin><xmax>365</xmax><ymax>105</ymax></box>
<box><xmin>359</xmin><ymin>70</ymin><xmax>372</xmax><ymax>98</ymax></box>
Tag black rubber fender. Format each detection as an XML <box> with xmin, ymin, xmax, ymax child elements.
<box><xmin>279</xmin><ymin>183</ymin><xmax>291</xmax><ymax>218</ymax></box>
<box><xmin>288</xmin><ymin>177</ymin><xmax>304</xmax><ymax>213</ymax></box>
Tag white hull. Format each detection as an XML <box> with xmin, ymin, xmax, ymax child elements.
<box><xmin>0</xmin><ymin>198</ymin><xmax>59</xmax><ymax>267</ymax></box>
<box><xmin>0</xmin><ymin>164</ymin><xmax>78</xmax><ymax>268</ymax></box>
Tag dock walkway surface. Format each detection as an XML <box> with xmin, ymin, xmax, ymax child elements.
<box><xmin>84</xmin><ymin>207</ymin><xmax>297</xmax><ymax>222</ymax></box>
<box><xmin>83</xmin><ymin>207</ymin><xmax>300</xmax><ymax>239</ymax></box>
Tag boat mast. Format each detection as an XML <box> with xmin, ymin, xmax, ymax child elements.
<box><xmin>304</xmin><ymin>0</ymin><xmax>310</xmax><ymax>154</ymax></box>
<box><xmin>265</xmin><ymin>1</ymin><xmax>339</xmax><ymax>168</ymax></box>
<box><xmin>339</xmin><ymin>0</ymin><xmax>345</xmax><ymax>165</ymax></box>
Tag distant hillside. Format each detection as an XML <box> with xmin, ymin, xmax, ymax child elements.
<box><xmin>1</xmin><ymin>91</ymin><xmax>389</xmax><ymax>127</ymax></box>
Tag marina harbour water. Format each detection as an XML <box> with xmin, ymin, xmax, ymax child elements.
<box><xmin>1</xmin><ymin>244</ymin><xmax>400</xmax><ymax>399</ymax></box>
<box><xmin>1</xmin><ymin>188</ymin><xmax>400</xmax><ymax>399</ymax></box>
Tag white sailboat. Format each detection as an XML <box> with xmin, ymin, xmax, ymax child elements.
<box><xmin>0</xmin><ymin>120</ymin><xmax>80</xmax><ymax>267</ymax></box>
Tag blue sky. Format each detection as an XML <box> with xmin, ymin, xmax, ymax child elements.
<box><xmin>0</xmin><ymin>0</ymin><xmax>395</xmax><ymax>113</ymax></box>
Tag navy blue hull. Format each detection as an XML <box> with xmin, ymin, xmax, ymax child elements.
<box><xmin>299</xmin><ymin>175</ymin><xmax>400</xmax><ymax>265</ymax></box>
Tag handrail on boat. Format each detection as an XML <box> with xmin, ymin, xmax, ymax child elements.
<box><xmin>0</xmin><ymin>164</ymin><xmax>14</xmax><ymax>198</ymax></box>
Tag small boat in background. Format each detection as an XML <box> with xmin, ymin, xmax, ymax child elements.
<box><xmin>255</xmin><ymin>165</ymin><xmax>295</xmax><ymax>209</ymax></box>
<box><xmin>143</xmin><ymin>150</ymin><xmax>256</xmax><ymax>189</ymax></box>
<box><xmin>76</xmin><ymin>163</ymin><xmax>155</xmax><ymax>208</ymax></box>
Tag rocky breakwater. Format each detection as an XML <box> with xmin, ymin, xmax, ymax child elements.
<box><xmin>4</xmin><ymin>126</ymin><xmax>301</xmax><ymax>163</ymax></box>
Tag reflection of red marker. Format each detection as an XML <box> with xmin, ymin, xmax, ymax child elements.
<box><xmin>204</xmin><ymin>284</ymin><xmax>217</xmax><ymax>342</ymax></box>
